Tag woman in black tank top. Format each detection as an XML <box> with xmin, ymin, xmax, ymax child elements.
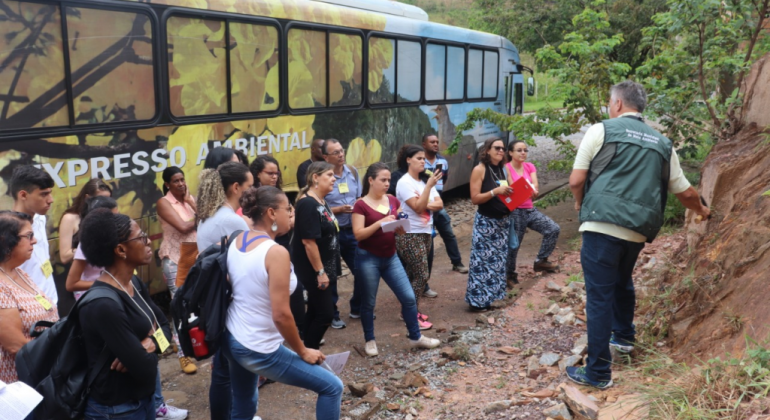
<box><xmin>464</xmin><ymin>138</ymin><xmax>513</xmax><ymax>311</ymax></box>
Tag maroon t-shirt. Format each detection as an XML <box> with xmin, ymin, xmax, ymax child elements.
<box><xmin>353</xmin><ymin>195</ymin><xmax>400</xmax><ymax>258</ymax></box>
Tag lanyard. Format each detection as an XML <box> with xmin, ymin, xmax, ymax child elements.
<box><xmin>487</xmin><ymin>165</ymin><xmax>505</xmax><ymax>184</ymax></box>
<box><xmin>103</xmin><ymin>270</ymin><xmax>160</xmax><ymax>335</ymax></box>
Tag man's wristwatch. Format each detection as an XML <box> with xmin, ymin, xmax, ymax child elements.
<box><xmin>316</xmin><ymin>268</ymin><xmax>325</xmax><ymax>277</ymax></box>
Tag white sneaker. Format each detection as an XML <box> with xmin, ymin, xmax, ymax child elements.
<box><xmin>253</xmin><ymin>417</ymin><xmax>262</xmax><ymax>420</ymax></box>
<box><xmin>423</xmin><ymin>288</ymin><xmax>438</xmax><ymax>298</ymax></box>
<box><xmin>410</xmin><ymin>335</ymin><xmax>441</xmax><ymax>349</ymax></box>
<box><xmin>156</xmin><ymin>403</ymin><xmax>188</xmax><ymax>420</ymax></box>
<box><xmin>365</xmin><ymin>340</ymin><xmax>378</xmax><ymax>356</ymax></box>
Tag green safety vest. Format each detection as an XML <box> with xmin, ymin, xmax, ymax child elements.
<box><xmin>579</xmin><ymin>116</ymin><xmax>673</xmax><ymax>242</ymax></box>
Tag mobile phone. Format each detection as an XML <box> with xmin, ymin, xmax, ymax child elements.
<box><xmin>435</xmin><ymin>163</ymin><xmax>443</xmax><ymax>173</ymax></box>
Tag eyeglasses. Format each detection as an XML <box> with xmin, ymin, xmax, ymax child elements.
<box><xmin>124</xmin><ymin>232</ymin><xmax>150</xmax><ymax>246</ymax></box>
<box><xmin>18</xmin><ymin>232</ymin><xmax>34</xmax><ymax>241</ymax></box>
<box><xmin>515</xmin><ymin>149</ymin><xmax>529</xmax><ymax>153</ymax></box>
<box><xmin>262</xmin><ymin>171</ymin><xmax>280</xmax><ymax>178</ymax></box>
<box><xmin>492</xmin><ymin>146</ymin><xmax>505</xmax><ymax>151</ymax></box>
<box><xmin>325</xmin><ymin>149</ymin><xmax>344</xmax><ymax>156</ymax></box>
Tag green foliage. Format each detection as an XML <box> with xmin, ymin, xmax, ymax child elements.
<box><xmin>662</xmin><ymin>171</ymin><xmax>701</xmax><ymax>226</ymax></box>
<box><xmin>636</xmin><ymin>0</ymin><xmax>770</xmax><ymax>144</ymax></box>
<box><xmin>450</xmin><ymin>4</ymin><xmax>631</xmax><ymax>173</ymax></box>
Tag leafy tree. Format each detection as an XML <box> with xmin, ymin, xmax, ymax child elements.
<box><xmin>636</xmin><ymin>0</ymin><xmax>770</xmax><ymax>148</ymax></box>
<box><xmin>451</xmin><ymin>3</ymin><xmax>631</xmax><ymax>172</ymax></box>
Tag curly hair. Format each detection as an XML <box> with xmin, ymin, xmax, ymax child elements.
<box><xmin>0</xmin><ymin>211</ymin><xmax>33</xmax><ymax>263</ymax></box>
<box><xmin>250</xmin><ymin>156</ymin><xmax>283</xmax><ymax>190</ymax></box>
<box><xmin>241</xmin><ymin>186</ymin><xmax>286</xmax><ymax>224</ymax></box>
<box><xmin>196</xmin><ymin>162</ymin><xmax>249</xmax><ymax>222</ymax></box>
<box><xmin>79</xmin><ymin>208</ymin><xmax>132</xmax><ymax>268</ymax></box>
<box><xmin>298</xmin><ymin>161</ymin><xmax>334</xmax><ymax>198</ymax></box>
<box><xmin>196</xmin><ymin>169</ymin><xmax>227</xmax><ymax>223</ymax></box>
<box><xmin>63</xmin><ymin>178</ymin><xmax>113</xmax><ymax>218</ymax></box>
<box><xmin>396</xmin><ymin>145</ymin><xmax>423</xmax><ymax>172</ymax></box>
<box><xmin>361</xmin><ymin>162</ymin><xmax>390</xmax><ymax>197</ymax></box>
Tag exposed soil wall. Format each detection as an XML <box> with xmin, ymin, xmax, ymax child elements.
<box><xmin>665</xmin><ymin>54</ymin><xmax>770</xmax><ymax>360</ymax></box>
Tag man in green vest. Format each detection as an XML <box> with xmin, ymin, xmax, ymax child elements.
<box><xmin>567</xmin><ymin>81</ymin><xmax>710</xmax><ymax>388</ymax></box>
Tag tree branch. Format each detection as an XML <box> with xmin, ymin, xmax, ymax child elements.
<box><xmin>696</xmin><ymin>23</ymin><xmax>722</xmax><ymax>133</ymax></box>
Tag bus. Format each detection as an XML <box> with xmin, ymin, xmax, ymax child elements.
<box><xmin>0</xmin><ymin>0</ymin><xmax>531</xmax><ymax>301</ymax></box>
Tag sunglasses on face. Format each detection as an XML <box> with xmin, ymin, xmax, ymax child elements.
<box><xmin>515</xmin><ymin>149</ymin><xmax>529</xmax><ymax>153</ymax></box>
<box><xmin>492</xmin><ymin>146</ymin><xmax>505</xmax><ymax>151</ymax></box>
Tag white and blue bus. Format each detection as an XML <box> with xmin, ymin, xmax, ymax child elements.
<box><xmin>0</xmin><ymin>0</ymin><xmax>531</xmax><ymax>294</ymax></box>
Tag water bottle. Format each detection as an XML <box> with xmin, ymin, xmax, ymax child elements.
<box><xmin>188</xmin><ymin>314</ymin><xmax>208</xmax><ymax>358</ymax></box>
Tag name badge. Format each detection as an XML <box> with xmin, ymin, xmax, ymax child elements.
<box><xmin>41</xmin><ymin>260</ymin><xmax>53</xmax><ymax>278</ymax></box>
<box><xmin>338</xmin><ymin>183</ymin><xmax>349</xmax><ymax>194</ymax></box>
<box><xmin>334</xmin><ymin>219</ymin><xmax>340</xmax><ymax>232</ymax></box>
<box><xmin>35</xmin><ymin>294</ymin><xmax>53</xmax><ymax>311</ymax></box>
<box><xmin>498</xmin><ymin>180</ymin><xmax>509</xmax><ymax>187</ymax></box>
<box><xmin>425</xmin><ymin>170</ymin><xmax>433</xmax><ymax>176</ymax></box>
<box><xmin>153</xmin><ymin>328</ymin><xmax>170</xmax><ymax>353</ymax></box>
<box><xmin>376</xmin><ymin>204</ymin><xmax>390</xmax><ymax>215</ymax></box>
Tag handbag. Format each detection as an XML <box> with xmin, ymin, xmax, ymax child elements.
<box><xmin>175</xmin><ymin>242</ymin><xmax>199</xmax><ymax>288</ymax></box>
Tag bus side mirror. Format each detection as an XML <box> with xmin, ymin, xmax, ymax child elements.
<box><xmin>527</xmin><ymin>77</ymin><xmax>535</xmax><ymax>96</ymax></box>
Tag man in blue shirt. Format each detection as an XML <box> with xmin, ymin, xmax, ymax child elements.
<box><xmin>323</xmin><ymin>138</ymin><xmax>363</xmax><ymax>329</ymax></box>
<box><xmin>423</xmin><ymin>134</ymin><xmax>468</xmax><ymax>287</ymax></box>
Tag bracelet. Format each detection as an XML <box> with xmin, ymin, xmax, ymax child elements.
<box><xmin>489</xmin><ymin>190</ymin><xmax>494</xmax><ymax>198</ymax></box>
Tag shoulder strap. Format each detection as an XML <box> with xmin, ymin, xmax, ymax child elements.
<box><xmin>75</xmin><ymin>286</ymin><xmax>123</xmax><ymax>393</ymax></box>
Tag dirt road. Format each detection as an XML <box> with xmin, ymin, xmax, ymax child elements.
<box><xmin>157</xmin><ymin>189</ymin><xmax>582</xmax><ymax>419</ymax></box>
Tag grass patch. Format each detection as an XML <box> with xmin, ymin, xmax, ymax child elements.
<box><xmin>566</xmin><ymin>272</ymin><xmax>584</xmax><ymax>285</ymax></box>
<box><xmin>632</xmin><ymin>339</ymin><xmax>770</xmax><ymax>419</ymax></box>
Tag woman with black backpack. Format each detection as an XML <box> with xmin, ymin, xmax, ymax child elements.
<box><xmin>78</xmin><ymin>209</ymin><xmax>172</xmax><ymax>420</ymax></box>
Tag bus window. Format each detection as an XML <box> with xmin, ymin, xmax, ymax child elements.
<box><xmin>483</xmin><ymin>51</ymin><xmax>499</xmax><ymax>98</ymax></box>
<box><xmin>446</xmin><ymin>46</ymin><xmax>465</xmax><ymax>100</ymax></box>
<box><xmin>330</xmin><ymin>33</ymin><xmax>363</xmax><ymax>107</ymax></box>
<box><xmin>229</xmin><ymin>22</ymin><xmax>279</xmax><ymax>113</ymax></box>
<box><xmin>368</xmin><ymin>37</ymin><xmax>395</xmax><ymax>104</ymax></box>
<box><xmin>467</xmin><ymin>49</ymin><xmax>483</xmax><ymax>99</ymax></box>
<box><xmin>0</xmin><ymin>1</ymin><xmax>68</xmax><ymax>131</ymax></box>
<box><xmin>288</xmin><ymin>28</ymin><xmax>326</xmax><ymax>109</ymax></box>
<box><xmin>167</xmin><ymin>16</ymin><xmax>227</xmax><ymax>117</ymax></box>
<box><xmin>425</xmin><ymin>43</ymin><xmax>446</xmax><ymax>101</ymax></box>
<box><xmin>67</xmin><ymin>7</ymin><xmax>155</xmax><ymax>124</ymax></box>
<box><xmin>396</xmin><ymin>40</ymin><xmax>421</xmax><ymax>103</ymax></box>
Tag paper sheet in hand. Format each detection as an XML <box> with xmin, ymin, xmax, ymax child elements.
<box><xmin>380</xmin><ymin>219</ymin><xmax>410</xmax><ymax>233</ymax></box>
<box><xmin>0</xmin><ymin>379</ymin><xmax>43</xmax><ymax>420</ymax></box>
<box><xmin>321</xmin><ymin>351</ymin><xmax>350</xmax><ymax>376</ymax></box>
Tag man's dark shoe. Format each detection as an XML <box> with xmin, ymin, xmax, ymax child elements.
<box><xmin>507</xmin><ymin>272</ymin><xmax>519</xmax><ymax>290</ymax></box>
<box><xmin>566</xmin><ymin>366</ymin><xmax>613</xmax><ymax>389</ymax></box>
<box><xmin>610</xmin><ymin>333</ymin><xmax>634</xmax><ymax>353</ymax></box>
<box><xmin>534</xmin><ymin>258</ymin><xmax>560</xmax><ymax>273</ymax></box>
<box><xmin>452</xmin><ymin>263</ymin><xmax>469</xmax><ymax>274</ymax></box>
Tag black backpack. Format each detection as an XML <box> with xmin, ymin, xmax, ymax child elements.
<box><xmin>15</xmin><ymin>287</ymin><xmax>121</xmax><ymax>420</ymax></box>
<box><xmin>172</xmin><ymin>231</ymin><xmax>241</xmax><ymax>361</ymax></box>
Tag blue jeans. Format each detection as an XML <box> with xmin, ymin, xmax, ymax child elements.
<box><xmin>433</xmin><ymin>208</ymin><xmax>462</xmax><ymax>265</ymax></box>
<box><xmin>355</xmin><ymin>248</ymin><xmax>421</xmax><ymax>342</ymax></box>
<box><xmin>338</xmin><ymin>228</ymin><xmax>361</xmax><ymax>316</ymax></box>
<box><xmin>223</xmin><ymin>331</ymin><xmax>343</xmax><ymax>420</ymax></box>
<box><xmin>581</xmin><ymin>231</ymin><xmax>644</xmax><ymax>382</ymax></box>
<box><xmin>154</xmin><ymin>369</ymin><xmax>163</xmax><ymax>409</ymax></box>
<box><xmin>210</xmin><ymin>348</ymin><xmax>232</xmax><ymax>420</ymax></box>
<box><xmin>84</xmin><ymin>397</ymin><xmax>154</xmax><ymax>420</ymax></box>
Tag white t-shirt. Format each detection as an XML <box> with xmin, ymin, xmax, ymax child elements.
<box><xmin>226</xmin><ymin>238</ymin><xmax>297</xmax><ymax>354</ymax></box>
<box><xmin>396</xmin><ymin>174</ymin><xmax>440</xmax><ymax>234</ymax></box>
<box><xmin>20</xmin><ymin>214</ymin><xmax>57</xmax><ymax>305</ymax></box>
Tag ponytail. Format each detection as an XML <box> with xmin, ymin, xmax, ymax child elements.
<box><xmin>299</xmin><ymin>161</ymin><xmax>334</xmax><ymax>198</ymax></box>
<box><xmin>361</xmin><ymin>162</ymin><xmax>390</xmax><ymax>197</ymax></box>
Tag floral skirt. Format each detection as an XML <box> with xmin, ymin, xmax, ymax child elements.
<box><xmin>465</xmin><ymin>212</ymin><xmax>510</xmax><ymax>308</ymax></box>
